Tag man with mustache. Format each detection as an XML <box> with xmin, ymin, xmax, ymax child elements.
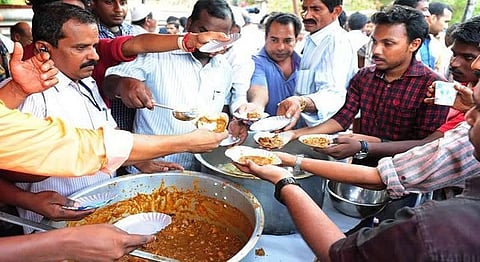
<box><xmin>238</xmin><ymin>12</ymin><xmax>303</xmax><ymax>116</ymax></box>
<box><xmin>105</xmin><ymin>0</ymin><xmax>240</xmax><ymax>171</ymax></box>
<box><xmin>277</xmin><ymin>0</ymin><xmax>358</xmax><ymax>129</ymax></box>
<box><xmin>8</xmin><ymin>3</ymin><xmax>224</xmax><ymax>233</ymax></box>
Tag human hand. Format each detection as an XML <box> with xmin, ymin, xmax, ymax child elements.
<box><xmin>452</xmin><ymin>84</ymin><xmax>474</xmax><ymax>112</ymax></box>
<box><xmin>274</xmin><ymin>152</ymin><xmax>296</xmax><ymax>167</ymax></box>
<box><xmin>233</xmin><ymin>160</ymin><xmax>292</xmax><ymax>184</ymax></box>
<box><xmin>9</xmin><ymin>42</ymin><xmax>59</xmax><ymax>97</ymax></box>
<box><xmin>189</xmin><ymin>31</ymin><xmax>230</xmax><ymax>48</ymax></box>
<box><xmin>134</xmin><ymin>160</ymin><xmax>184</xmax><ymax>173</ymax></box>
<box><xmin>228</xmin><ymin>119</ymin><xmax>248</xmax><ymax>144</ymax></box>
<box><xmin>184</xmin><ymin>128</ymin><xmax>227</xmax><ymax>153</ymax></box>
<box><xmin>320</xmin><ymin>136</ymin><xmax>362</xmax><ymax>159</ymax></box>
<box><xmin>115</xmin><ymin>77</ymin><xmax>154</xmax><ymax>109</ymax></box>
<box><xmin>29</xmin><ymin>191</ymin><xmax>94</xmax><ymax>221</ymax></box>
<box><xmin>276</xmin><ymin>96</ymin><xmax>303</xmax><ymax>130</ymax></box>
<box><xmin>63</xmin><ymin>224</ymin><xmax>154</xmax><ymax>261</ymax></box>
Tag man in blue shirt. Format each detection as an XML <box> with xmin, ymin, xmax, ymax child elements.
<box><xmin>239</xmin><ymin>12</ymin><xmax>302</xmax><ymax>116</ymax></box>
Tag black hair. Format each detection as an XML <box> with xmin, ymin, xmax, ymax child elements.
<box><xmin>189</xmin><ymin>0</ymin><xmax>234</xmax><ymax>27</ymax></box>
<box><xmin>338</xmin><ymin>10</ymin><xmax>347</xmax><ymax>28</ymax></box>
<box><xmin>371</xmin><ymin>5</ymin><xmax>428</xmax><ymax>45</ymax></box>
<box><xmin>428</xmin><ymin>2</ymin><xmax>453</xmax><ymax>16</ymax></box>
<box><xmin>451</xmin><ymin>16</ymin><xmax>480</xmax><ymax>47</ymax></box>
<box><xmin>392</xmin><ymin>0</ymin><xmax>425</xmax><ymax>9</ymax></box>
<box><xmin>26</xmin><ymin>0</ymin><xmax>90</xmax><ymax>12</ymax></box>
<box><xmin>444</xmin><ymin>22</ymin><xmax>459</xmax><ymax>47</ymax></box>
<box><xmin>300</xmin><ymin>0</ymin><xmax>343</xmax><ymax>13</ymax></box>
<box><xmin>264</xmin><ymin>12</ymin><xmax>302</xmax><ymax>38</ymax></box>
<box><xmin>10</xmin><ymin>22</ymin><xmax>29</xmax><ymax>38</ymax></box>
<box><xmin>32</xmin><ymin>2</ymin><xmax>97</xmax><ymax>48</ymax></box>
<box><xmin>166</xmin><ymin>16</ymin><xmax>179</xmax><ymax>24</ymax></box>
<box><xmin>347</xmin><ymin>12</ymin><xmax>368</xmax><ymax>31</ymax></box>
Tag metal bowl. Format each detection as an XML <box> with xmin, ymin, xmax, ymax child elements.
<box><xmin>327</xmin><ymin>180</ymin><xmax>389</xmax><ymax>218</ymax></box>
<box><xmin>53</xmin><ymin>172</ymin><xmax>264</xmax><ymax>261</ymax></box>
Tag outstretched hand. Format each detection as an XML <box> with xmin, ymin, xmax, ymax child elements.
<box><xmin>9</xmin><ymin>42</ymin><xmax>59</xmax><ymax>97</ymax></box>
<box><xmin>233</xmin><ymin>160</ymin><xmax>292</xmax><ymax>185</ymax></box>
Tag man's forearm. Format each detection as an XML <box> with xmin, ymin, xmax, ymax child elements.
<box><xmin>121</xmin><ymin>34</ymin><xmax>179</xmax><ymax>57</ymax></box>
<box><xmin>0</xmin><ymin>79</ymin><xmax>28</xmax><ymax>109</ymax></box>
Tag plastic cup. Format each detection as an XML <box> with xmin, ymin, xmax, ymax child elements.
<box><xmin>434</xmin><ymin>81</ymin><xmax>457</xmax><ymax>106</ymax></box>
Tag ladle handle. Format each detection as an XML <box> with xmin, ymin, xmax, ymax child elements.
<box><xmin>153</xmin><ymin>103</ymin><xmax>175</xmax><ymax>111</ymax></box>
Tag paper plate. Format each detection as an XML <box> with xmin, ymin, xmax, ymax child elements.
<box><xmin>225</xmin><ymin>146</ymin><xmax>281</xmax><ymax>165</ymax></box>
<box><xmin>199</xmin><ymin>33</ymin><xmax>241</xmax><ymax>53</ymax></box>
<box><xmin>114</xmin><ymin>212</ymin><xmax>172</xmax><ymax>235</ymax></box>
<box><xmin>233</xmin><ymin>111</ymin><xmax>269</xmax><ymax>121</ymax></box>
<box><xmin>298</xmin><ymin>134</ymin><xmax>338</xmax><ymax>149</ymax></box>
<box><xmin>253</xmin><ymin>132</ymin><xmax>289</xmax><ymax>149</ymax></box>
<box><xmin>62</xmin><ymin>192</ymin><xmax>117</xmax><ymax>211</ymax></box>
<box><xmin>249</xmin><ymin>116</ymin><xmax>292</xmax><ymax>132</ymax></box>
<box><xmin>219</xmin><ymin>134</ymin><xmax>241</xmax><ymax>146</ymax></box>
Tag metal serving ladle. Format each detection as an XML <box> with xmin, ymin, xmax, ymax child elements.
<box><xmin>152</xmin><ymin>103</ymin><xmax>198</xmax><ymax>121</ymax></box>
<box><xmin>0</xmin><ymin>211</ymin><xmax>178</xmax><ymax>262</ymax></box>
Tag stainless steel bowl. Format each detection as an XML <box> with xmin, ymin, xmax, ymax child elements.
<box><xmin>327</xmin><ymin>180</ymin><xmax>389</xmax><ymax>218</ymax></box>
<box><xmin>54</xmin><ymin>172</ymin><xmax>264</xmax><ymax>261</ymax></box>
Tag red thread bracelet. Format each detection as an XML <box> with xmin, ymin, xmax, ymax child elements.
<box><xmin>182</xmin><ymin>32</ymin><xmax>195</xmax><ymax>52</ymax></box>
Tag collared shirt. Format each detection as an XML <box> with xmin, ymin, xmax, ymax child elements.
<box><xmin>97</xmin><ymin>22</ymin><xmax>135</xmax><ymax>132</ymax></box>
<box><xmin>16</xmin><ymin>72</ymin><xmax>117</xmax><ymax>231</ymax></box>
<box><xmin>377</xmin><ymin>122</ymin><xmax>478</xmax><ymax>199</ymax></box>
<box><xmin>0</xmin><ymin>96</ymin><xmax>131</xmax><ymax>176</ymax></box>
<box><xmin>224</xmin><ymin>43</ymin><xmax>254</xmax><ymax>113</ymax></box>
<box><xmin>330</xmin><ymin>175</ymin><xmax>480</xmax><ymax>261</ymax></box>
<box><xmin>106</xmin><ymin>50</ymin><xmax>233</xmax><ymax>170</ymax></box>
<box><xmin>250</xmin><ymin>47</ymin><xmax>301</xmax><ymax>115</ymax></box>
<box><xmin>296</xmin><ymin>21</ymin><xmax>358</xmax><ymax>126</ymax></box>
<box><xmin>131</xmin><ymin>24</ymin><xmax>149</xmax><ymax>36</ymax></box>
<box><xmin>333</xmin><ymin>60</ymin><xmax>449</xmax><ymax>141</ymax></box>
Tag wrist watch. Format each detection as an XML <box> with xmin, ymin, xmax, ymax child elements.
<box><xmin>354</xmin><ymin>140</ymin><xmax>368</xmax><ymax>159</ymax></box>
<box><xmin>274</xmin><ymin>177</ymin><xmax>300</xmax><ymax>205</ymax></box>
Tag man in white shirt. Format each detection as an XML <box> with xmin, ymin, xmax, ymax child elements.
<box><xmin>105</xmin><ymin>0</ymin><xmax>237</xmax><ymax>171</ymax></box>
<box><xmin>10</xmin><ymin>3</ymin><xmax>224</xmax><ymax>231</ymax></box>
<box><xmin>278</xmin><ymin>0</ymin><xmax>357</xmax><ymax>129</ymax></box>
<box><xmin>130</xmin><ymin>4</ymin><xmax>157</xmax><ymax>35</ymax></box>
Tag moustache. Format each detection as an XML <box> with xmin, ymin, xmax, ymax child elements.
<box><xmin>449</xmin><ymin>67</ymin><xmax>462</xmax><ymax>75</ymax></box>
<box><xmin>80</xmin><ymin>60</ymin><xmax>97</xmax><ymax>69</ymax></box>
<box><xmin>474</xmin><ymin>70</ymin><xmax>480</xmax><ymax>79</ymax></box>
<box><xmin>302</xmin><ymin>19</ymin><xmax>316</xmax><ymax>25</ymax></box>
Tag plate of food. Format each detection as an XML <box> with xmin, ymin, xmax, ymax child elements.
<box><xmin>225</xmin><ymin>145</ymin><xmax>281</xmax><ymax>166</ymax></box>
<box><xmin>199</xmin><ymin>33</ymin><xmax>241</xmax><ymax>53</ymax></box>
<box><xmin>233</xmin><ymin>111</ymin><xmax>269</xmax><ymax>121</ymax></box>
<box><xmin>62</xmin><ymin>192</ymin><xmax>117</xmax><ymax>211</ymax></box>
<box><xmin>114</xmin><ymin>212</ymin><xmax>172</xmax><ymax>235</ymax></box>
<box><xmin>249</xmin><ymin>116</ymin><xmax>292</xmax><ymax>132</ymax></box>
<box><xmin>298</xmin><ymin>134</ymin><xmax>338</xmax><ymax>149</ymax></box>
<box><xmin>253</xmin><ymin>132</ymin><xmax>289</xmax><ymax>149</ymax></box>
<box><xmin>196</xmin><ymin>112</ymin><xmax>229</xmax><ymax>133</ymax></box>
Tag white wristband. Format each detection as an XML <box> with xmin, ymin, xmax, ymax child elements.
<box><xmin>177</xmin><ymin>36</ymin><xmax>185</xmax><ymax>51</ymax></box>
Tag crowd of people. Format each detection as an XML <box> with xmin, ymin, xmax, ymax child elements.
<box><xmin>0</xmin><ymin>0</ymin><xmax>479</xmax><ymax>260</ymax></box>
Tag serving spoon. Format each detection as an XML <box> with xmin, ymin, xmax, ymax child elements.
<box><xmin>153</xmin><ymin>103</ymin><xmax>198</xmax><ymax>121</ymax></box>
<box><xmin>0</xmin><ymin>211</ymin><xmax>178</xmax><ymax>262</ymax></box>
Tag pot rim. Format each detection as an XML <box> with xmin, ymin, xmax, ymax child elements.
<box><xmin>327</xmin><ymin>181</ymin><xmax>389</xmax><ymax>207</ymax></box>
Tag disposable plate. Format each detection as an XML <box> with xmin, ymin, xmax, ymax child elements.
<box><xmin>253</xmin><ymin>132</ymin><xmax>289</xmax><ymax>149</ymax></box>
<box><xmin>225</xmin><ymin>146</ymin><xmax>281</xmax><ymax>165</ymax></box>
<box><xmin>114</xmin><ymin>212</ymin><xmax>172</xmax><ymax>235</ymax></box>
<box><xmin>298</xmin><ymin>134</ymin><xmax>338</xmax><ymax>149</ymax></box>
<box><xmin>249</xmin><ymin>116</ymin><xmax>292</xmax><ymax>132</ymax></box>
<box><xmin>62</xmin><ymin>192</ymin><xmax>117</xmax><ymax>211</ymax></box>
<box><xmin>233</xmin><ymin>111</ymin><xmax>269</xmax><ymax>121</ymax></box>
<box><xmin>199</xmin><ymin>33</ymin><xmax>241</xmax><ymax>53</ymax></box>
<box><xmin>219</xmin><ymin>134</ymin><xmax>241</xmax><ymax>146</ymax></box>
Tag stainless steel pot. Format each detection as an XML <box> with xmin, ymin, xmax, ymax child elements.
<box><xmin>52</xmin><ymin>172</ymin><xmax>264</xmax><ymax>262</ymax></box>
<box><xmin>195</xmin><ymin>132</ymin><xmax>328</xmax><ymax>235</ymax></box>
